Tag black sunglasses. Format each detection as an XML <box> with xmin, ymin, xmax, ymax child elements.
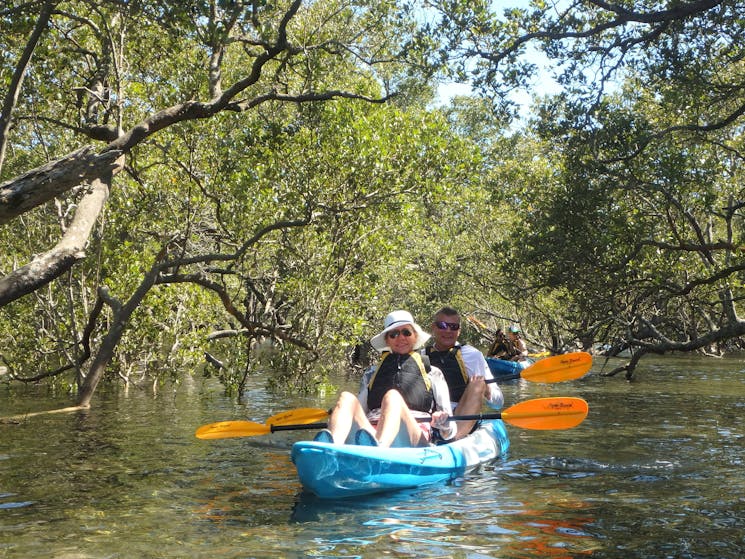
<box><xmin>434</xmin><ymin>321</ymin><xmax>461</xmax><ymax>331</ymax></box>
<box><xmin>386</xmin><ymin>328</ymin><xmax>413</xmax><ymax>339</ymax></box>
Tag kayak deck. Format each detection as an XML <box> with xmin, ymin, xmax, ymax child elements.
<box><xmin>486</xmin><ymin>357</ymin><xmax>533</xmax><ymax>381</ymax></box>
<box><xmin>291</xmin><ymin>419</ymin><xmax>510</xmax><ymax>499</ymax></box>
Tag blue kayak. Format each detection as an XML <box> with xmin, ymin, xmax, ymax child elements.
<box><xmin>486</xmin><ymin>357</ymin><xmax>533</xmax><ymax>381</ymax></box>
<box><xmin>290</xmin><ymin>420</ymin><xmax>510</xmax><ymax>499</ymax></box>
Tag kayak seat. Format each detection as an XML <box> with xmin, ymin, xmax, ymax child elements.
<box><xmin>313</xmin><ymin>429</ymin><xmax>334</xmax><ymax>443</ymax></box>
<box><xmin>354</xmin><ymin>429</ymin><xmax>378</xmax><ymax>447</ymax></box>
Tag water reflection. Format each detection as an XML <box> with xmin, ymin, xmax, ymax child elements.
<box><xmin>1</xmin><ymin>355</ymin><xmax>744</xmax><ymax>558</ymax></box>
<box><xmin>291</xmin><ymin>484</ymin><xmax>487</xmax><ymax>556</ymax></box>
<box><xmin>284</xmin><ymin>459</ymin><xmax>605</xmax><ymax>558</ymax></box>
<box><xmin>0</xmin><ymin>492</ymin><xmax>34</xmax><ymax>510</ymax></box>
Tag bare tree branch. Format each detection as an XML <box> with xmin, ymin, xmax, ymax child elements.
<box><xmin>0</xmin><ymin>1</ymin><xmax>57</xmax><ymax>174</ymax></box>
<box><xmin>158</xmin><ymin>272</ymin><xmax>316</xmax><ymax>353</ymax></box>
<box><xmin>13</xmin><ymin>292</ymin><xmax>104</xmax><ymax>382</ymax></box>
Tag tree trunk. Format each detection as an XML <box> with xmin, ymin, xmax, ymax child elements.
<box><xmin>76</xmin><ymin>247</ymin><xmax>166</xmax><ymax>408</ymax></box>
<box><xmin>0</xmin><ymin>147</ymin><xmax>122</xmax><ymax>225</ymax></box>
<box><xmin>0</xmin><ymin>154</ymin><xmax>123</xmax><ymax>306</ymax></box>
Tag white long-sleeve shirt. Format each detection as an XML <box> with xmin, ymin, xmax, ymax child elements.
<box><xmin>458</xmin><ymin>344</ymin><xmax>505</xmax><ymax>410</ymax></box>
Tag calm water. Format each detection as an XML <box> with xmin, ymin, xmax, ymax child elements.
<box><xmin>1</xmin><ymin>355</ymin><xmax>743</xmax><ymax>558</ymax></box>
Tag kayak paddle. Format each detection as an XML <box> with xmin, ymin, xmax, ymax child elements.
<box><xmin>266</xmin><ymin>407</ymin><xmax>329</xmax><ymax>425</ymax></box>
<box><xmin>243</xmin><ymin>352</ymin><xmax>590</xmax><ymax>429</ymax></box>
<box><xmin>195</xmin><ymin>353</ymin><xmax>592</xmax><ymax>436</ymax></box>
<box><xmin>509</xmin><ymin>351</ymin><xmax>592</xmax><ymax>384</ymax></box>
<box><xmin>194</xmin><ymin>396</ymin><xmax>589</xmax><ymax>439</ymax></box>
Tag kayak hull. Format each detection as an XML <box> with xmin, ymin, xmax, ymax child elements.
<box><xmin>291</xmin><ymin>419</ymin><xmax>510</xmax><ymax>499</ymax></box>
<box><xmin>486</xmin><ymin>357</ymin><xmax>533</xmax><ymax>381</ymax></box>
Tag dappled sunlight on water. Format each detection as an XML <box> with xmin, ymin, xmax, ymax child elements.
<box><xmin>1</xmin><ymin>355</ymin><xmax>744</xmax><ymax>557</ymax></box>
<box><xmin>280</xmin><ymin>463</ymin><xmax>604</xmax><ymax>558</ymax></box>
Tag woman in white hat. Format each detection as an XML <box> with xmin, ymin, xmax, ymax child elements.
<box><xmin>315</xmin><ymin>310</ymin><xmax>455</xmax><ymax>447</ymax></box>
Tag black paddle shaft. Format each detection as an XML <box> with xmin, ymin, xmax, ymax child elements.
<box><xmin>268</xmin><ymin>412</ymin><xmax>504</xmax><ymax>433</ymax></box>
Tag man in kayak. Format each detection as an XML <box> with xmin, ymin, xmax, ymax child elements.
<box><xmin>486</xmin><ymin>328</ymin><xmax>509</xmax><ymax>358</ymax></box>
<box><xmin>316</xmin><ymin>310</ymin><xmax>456</xmax><ymax>447</ymax></box>
<box><xmin>426</xmin><ymin>306</ymin><xmax>504</xmax><ymax>440</ymax></box>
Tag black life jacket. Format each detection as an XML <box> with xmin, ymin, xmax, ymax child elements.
<box><xmin>367</xmin><ymin>352</ymin><xmax>434</xmax><ymax>413</ymax></box>
<box><xmin>488</xmin><ymin>338</ymin><xmax>509</xmax><ymax>358</ymax></box>
<box><xmin>425</xmin><ymin>345</ymin><xmax>469</xmax><ymax>402</ymax></box>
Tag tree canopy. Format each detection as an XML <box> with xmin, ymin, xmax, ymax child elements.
<box><xmin>2</xmin><ymin>0</ymin><xmax>745</xmax><ymax>409</ymax></box>
<box><xmin>435</xmin><ymin>0</ymin><xmax>745</xmax><ymax>376</ymax></box>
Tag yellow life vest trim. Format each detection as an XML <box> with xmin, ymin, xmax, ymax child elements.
<box><xmin>368</xmin><ymin>351</ymin><xmax>431</xmax><ymax>391</ymax></box>
<box><xmin>453</xmin><ymin>347</ymin><xmax>469</xmax><ymax>384</ymax></box>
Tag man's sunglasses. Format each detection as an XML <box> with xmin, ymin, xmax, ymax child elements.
<box><xmin>386</xmin><ymin>328</ymin><xmax>413</xmax><ymax>339</ymax></box>
<box><xmin>434</xmin><ymin>321</ymin><xmax>461</xmax><ymax>331</ymax></box>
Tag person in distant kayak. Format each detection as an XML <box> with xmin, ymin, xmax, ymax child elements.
<box><xmin>316</xmin><ymin>310</ymin><xmax>455</xmax><ymax>447</ymax></box>
<box><xmin>506</xmin><ymin>325</ymin><xmax>529</xmax><ymax>362</ymax></box>
<box><xmin>487</xmin><ymin>328</ymin><xmax>509</xmax><ymax>358</ymax></box>
<box><xmin>426</xmin><ymin>306</ymin><xmax>504</xmax><ymax>440</ymax></box>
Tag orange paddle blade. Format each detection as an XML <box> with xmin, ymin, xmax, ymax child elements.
<box><xmin>521</xmin><ymin>352</ymin><xmax>592</xmax><ymax>383</ymax></box>
<box><xmin>501</xmin><ymin>397</ymin><xmax>589</xmax><ymax>430</ymax></box>
<box><xmin>266</xmin><ymin>408</ymin><xmax>329</xmax><ymax>426</ymax></box>
<box><xmin>195</xmin><ymin>420</ymin><xmax>271</xmax><ymax>440</ymax></box>
<box><xmin>466</xmin><ymin>315</ymin><xmax>488</xmax><ymax>330</ymax></box>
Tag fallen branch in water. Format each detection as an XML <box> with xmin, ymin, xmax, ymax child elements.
<box><xmin>1</xmin><ymin>405</ymin><xmax>89</xmax><ymax>423</ymax></box>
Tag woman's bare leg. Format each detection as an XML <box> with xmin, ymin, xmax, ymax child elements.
<box><xmin>327</xmin><ymin>391</ymin><xmax>373</xmax><ymax>443</ymax></box>
<box><xmin>376</xmin><ymin>390</ymin><xmax>428</xmax><ymax>447</ymax></box>
<box><xmin>453</xmin><ymin>377</ymin><xmax>486</xmax><ymax>439</ymax></box>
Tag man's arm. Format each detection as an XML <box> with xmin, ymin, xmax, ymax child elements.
<box><xmin>428</xmin><ymin>366</ymin><xmax>456</xmax><ymax>440</ymax></box>
<box><xmin>461</xmin><ymin>345</ymin><xmax>504</xmax><ymax>409</ymax></box>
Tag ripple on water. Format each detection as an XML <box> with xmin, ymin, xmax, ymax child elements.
<box><xmin>2</xmin><ymin>361</ymin><xmax>743</xmax><ymax>559</ymax></box>
<box><xmin>0</xmin><ymin>493</ymin><xmax>34</xmax><ymax>510</ymax></box>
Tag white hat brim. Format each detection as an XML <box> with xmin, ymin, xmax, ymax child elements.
<box><xmin>370</xmin><ymin>321</ymin><xmax>430</xmax><ymax>352</ymax></box>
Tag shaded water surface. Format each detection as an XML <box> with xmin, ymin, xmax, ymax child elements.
<box><xmin>1</xmin><ymin>355</ymin><xmax>743</xmax><ymax>558</ymax></box>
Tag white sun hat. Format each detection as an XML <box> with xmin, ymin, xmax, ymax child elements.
<box><xmin>370</xmin><ymin>310</ymin><xmax>430</xmax><ymax>352</ymax></box>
